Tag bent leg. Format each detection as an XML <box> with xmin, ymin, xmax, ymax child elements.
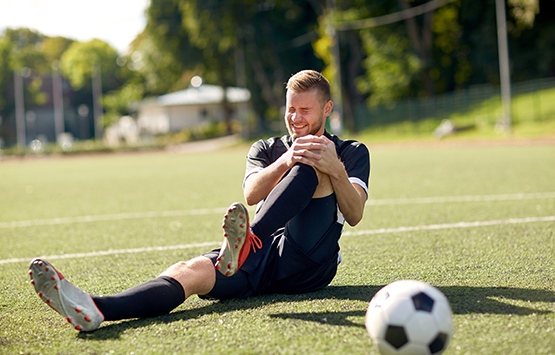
<box><xmin>251</xmin><ymin>163</ymin><xmax>318</xmax><ymax>239</ymax></box>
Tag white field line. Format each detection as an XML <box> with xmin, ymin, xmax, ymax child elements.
<box><xmin>1</xmin><ymin>215</ymin><xmax>553</xmax><ymax>265</ymax></box>
<box><xmin>0</xmin><ymin>241</ymin><xmax>221</xmax><ymax>265</ymax></box>
<box><xmin>365</xmin><ymin>192</ymin><xmax>555</xmax><ymax>205</ymax></box>
<box><xmin>342</xmin><ymin>215</ymin><xmax>555</xmax><ymax>237</ymax></box>
<box><xmin>0</xmin><ymin>208</ymin><xmax>224</xmax><ymax>229</ymax></box>
<box><xmin>1</xmin><ymin>192</ymin><xmax>554</xmax><ymax>229</ymax></box>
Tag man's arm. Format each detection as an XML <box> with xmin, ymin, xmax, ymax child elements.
<box><xmin>243</xmin><ymin>135</ymin><xmax>328</xmax><ymax>205</ymax></box>
<box><xmin>312</xmin><ymin>136</ymin><xmax>367</xmax><ymax>226</ymax></box>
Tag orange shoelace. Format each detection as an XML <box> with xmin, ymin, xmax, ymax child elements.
<box><xmin>249</xmin><ymin>232</ymin><xmax>263</xmax><ymax>253</ymax></box>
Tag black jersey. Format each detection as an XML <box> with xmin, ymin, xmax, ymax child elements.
<box><xmin>244</xmin><ymin>131</ymin><xmax>370</xmax><ymax>207</ymax></box>
<box><xmin>203</xmin><ymin>131</ymin><xmax>370</xmax><ymax>299</ymax></box>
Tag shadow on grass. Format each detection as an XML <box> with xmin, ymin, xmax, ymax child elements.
<box><xmin>78</xmin><ymin>285</ymin><xmax>554</xmax><ymax>340</ymax></box>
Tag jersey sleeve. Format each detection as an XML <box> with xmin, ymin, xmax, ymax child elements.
<box><xmin>244</xmin><ymin>139</ymin><xmax>271</xmax><ymax>185</ymax></box>
<box><xmin>340</xmin><ymin>142</ymin><xmax>370</xmax><ymax>197</ymax></box>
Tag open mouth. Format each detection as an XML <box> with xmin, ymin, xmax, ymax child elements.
<box><xmin>291</xmin><ymin>123</ymin><xmax>307</xmax><ymax>130</ymax></box>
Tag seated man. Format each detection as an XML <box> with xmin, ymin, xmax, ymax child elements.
<box><xmin>28</xmin><ymin>69</ymin><xmax>370</xmax><ymax>331</ymax></box>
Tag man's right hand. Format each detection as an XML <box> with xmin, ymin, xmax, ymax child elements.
<box><xmin>280</xmin><ymin>135</ymin><xmax>328</xmax><ymax>169</ymax></box>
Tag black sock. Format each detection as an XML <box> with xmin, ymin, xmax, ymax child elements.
<box><xmin>251</xmin><ymin>163</ymin><xmax>318</xmax><ymax>239</ymax></box>
<box><xmin>92</xmin><ymin>276</ymin><xmax>185</xmax><ymax>321</ymax></box>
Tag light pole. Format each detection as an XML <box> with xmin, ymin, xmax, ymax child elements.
<box><xmin>495</xmin><ymin>0</ymin><xmax>512</xmax><ymax>134</ymax></box>
<box><xmin>14</xmin><ymin>69</ymin><xmax>25</xmax><ymax>146</ymax></box>
<box><xmin>52</xmin><ymin>60</ymin><xmax>65</xmax><ymax>140</ymax></box>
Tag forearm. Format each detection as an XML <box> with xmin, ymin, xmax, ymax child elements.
<box><xmin>328</xmin><ymin>165</ymin><xmax>367</xmax><ymax>226</ymax></box>
<box><xmin>243</xmin><ymin>157</ymin><xmax>291</xmax><ymax>205</ymax></box>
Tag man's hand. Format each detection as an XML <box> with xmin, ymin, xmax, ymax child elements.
<box><xmin>243</xmin><ymin>135</ymin><xmax>329</xmax><ymax>206</ymax></box>
<box><xmin>279</xmin><ymin>135</ymin><xmax>329</xmax><ymax>169</ymax></box>
<box><xmin>310</xmin><ymin>135</ymin><xmax>343</xmax><ymax>179</ymax></box>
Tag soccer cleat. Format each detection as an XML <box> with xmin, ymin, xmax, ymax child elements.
<box><xmin>28</xmin><ymin>258</ymin><xmax>104</xmax><ymax>331</ymax></box>
<box><xmin>214</xmin><ymin>202</ymin><xmax>262</xmax><ymax>277</ymax></box>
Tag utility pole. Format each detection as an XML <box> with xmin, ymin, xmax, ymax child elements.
<box><xmin>14</xmin><ymin>69</ymin><xmax>26</xmax><ymax>146</ymax></box>
<box><xmin>495</xmin><ymin>0</ymin><xmax>512</xmax><ymax>134</ymax></box>
<box><xmin>52</xmin><ymin>60</ymin><xmax>65</xmax><ymax>140</ymax></box>
<box><xmin>92</xmin><ymin>64</ymin><xmax>104</xmax><ymax>140</ymax></box>
<box><xmin>326</xmin><ymin>0</ymin><xmax>343</xmax><ymax>135</ymax></box>
<box><xmin>235</xmin><ymin>33</ymin><xmax>249</xmax><ymax>140</ymax></box>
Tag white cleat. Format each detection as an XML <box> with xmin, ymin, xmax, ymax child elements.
<box><xmin>29</xmin><ymin>258</ymin><xmax>104</xmax><ymax>331</ymax></box>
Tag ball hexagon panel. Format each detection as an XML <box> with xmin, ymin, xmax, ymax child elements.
<box><xmin>404</xmin><ymin>312</ymin><xmax>440</xmax><ymax>346</ymax></box>
<box><xmin>381</xmin><ymin>296</ymin><xmax>415</xmax><ymax>325</ymax></box>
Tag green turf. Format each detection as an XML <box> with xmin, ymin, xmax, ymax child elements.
<box><xmin>0</xmin><ymin>142</ymin><xmax>554</xmax><ymax>354</ymax></box>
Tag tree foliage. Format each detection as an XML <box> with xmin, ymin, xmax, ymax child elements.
<box><xmin>60</xmin><ymin>39</ymin><xmax>120</xmax><ymax>91</ymax></box>
<box><xmin>1</xmin><ymin>0</ymin><xmax>554</xmax><ymax>141</ymax></box>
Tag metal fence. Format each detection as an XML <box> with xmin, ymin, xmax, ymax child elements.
<box><xmin>352</xmin><ymin>77</ymin><xmax>555</xmax><ymax>131</ymax></box>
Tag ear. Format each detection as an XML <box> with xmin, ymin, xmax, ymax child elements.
<box><xmin>324</xmin><ymin>100</ymin><xmax>333</xmax><ymax>117</ymax></box>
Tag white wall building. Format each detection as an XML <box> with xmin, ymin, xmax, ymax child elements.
<box><xmin>136</xmin><ymin>84</ymin><xmax>251</xmax><ymax>135</ymax></box>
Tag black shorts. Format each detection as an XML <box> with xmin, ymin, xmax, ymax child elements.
<box><xmin>200</xmin><ymin>194</ymin><xmax>342</xmax><ymax>300</ymax></box>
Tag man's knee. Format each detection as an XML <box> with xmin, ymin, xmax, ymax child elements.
<box><xmin>290</xmin><ymin>163</ymin><xmax>318</xmax><ymax>185</ymax></box>
<box><xmin>161</xmin><ymin>256</ymin><xmax>215</xmax><ymax>297</ymax></box>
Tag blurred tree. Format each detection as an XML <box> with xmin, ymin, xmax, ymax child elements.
<box><xmin>2</xmin><ymin>28</ymin><xmax>49</xmax><ymax>107</ymax></box>
<box><xmin>143</xmin><ymin>0</ymin><xmax>324</xmax><ymax>133</ymax></box>
<box><xmin>0</xmin><ymin>37</ymin><xmax>14</xmax><ymax>112</ymax></box>
<box><xmin>60</xmin><ymin>39</ymin><xmax>120</xmax><ymax>92</ymax></box>
<box><xmin>42</xmin><ymin>37</ymin><xmax>74</xmax><ymax>64</ymax></box>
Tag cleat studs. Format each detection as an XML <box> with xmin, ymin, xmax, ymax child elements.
<box><xmin>227</xmin><ymin>262</ymin><xmax>232</xmax><ymax>269</ymax></box>
<box><xmin>67</xmin><ymin>318</ymin><xmax>72</xmax><ymax>323</ymax></box>
<box><xmin>54</xmin><ymin>285</ymin><xmax>58</xmax><ymax>290</ymax></box>
<box><xmin>38</xmin><ymin>292</ymin><xmax>43</xmax><ymax>298</ymax></box>
<box><xmin>51</xmin><ymin>275</ymin><xmax>56</xmax><ymax>280</ymax></box>
<box><xmin>30</xmin><ymin>280</ymin><xmax>35</xmax><ymax>284</ymax></box>
<box><xmin>239</xmin><ymin>214</ymin><xmax>243</xmax><ymax>219</ymax></box>
<box><xmin>46</xmin><ymin>299</ymin><xmax>51</xmax><ymax>304</ymax></box>
<box><xmin>45</xmin><ymin>267</ymin><xmax>49</xmax><ymax>271</ymax></box>
<box><xmin>216</xmin><ymin>256</ymin><xmax>222</xmax><ymax>261</ymax></box>
<box><xmin>223</xmin><ymin>232</ymin><xmax>228</xmax><ymax>237</ymax></box>
<box><xmin>84</xmin><ymin>315</ymin><xmax>91</xmax><ymax>322</ymax></box>
<box><xmin>234</xmin><ymin>244</ymin><xmax>239</xmax><ymax>248</ymax></box>
<box><xmin>237</xmin><ymin>237</ymin><xmax>242</xmax><ymax>242</ymax></box>
<box><xmin>225</xmin><ymin>270</ymin><xmax>231</xmax><ymax>276</ymax></box>
<box><xmin>38</xmin><ymin>261</ymin><xmax>43</xmax><ymax>266</ymax></box>
<box><xmin>239</xmin><ymin>223</ymin><xmax>244</xmax><ymax>228</ymax></box>
<box><xmin>28</xmin><ymin>269</ymin><xmax>33</xmax><ymax>275</ymax></box>
<box><xmin>75</xmin><ymin>307</ymin><xmax>82</xmax><ymax>313</ymax></box>
<box><xmin>215</xmin><ymin>263</ymin><xmax>220</xmax><ymax>270</ymax></box>
<box><xmin>75</xmin><ymin>325</ymin><xmax>82</xmax><ymax>331</ymax></box>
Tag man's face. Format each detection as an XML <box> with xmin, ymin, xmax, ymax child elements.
<box><xmin>285</xmin><ymin>89</ymin><xmax>332</xmax><ymax>140</ymax></box>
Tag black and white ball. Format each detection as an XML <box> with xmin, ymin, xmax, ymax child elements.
<box><xmin>365</xmin><ymin>280</ymin><xmax>454</xmax><ymax>355</ymax></box>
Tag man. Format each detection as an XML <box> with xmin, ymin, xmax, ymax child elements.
<box><xmin>29</xmin><ymin>70</ymin><xmax>370</xmax><ymax>331</ymax></box>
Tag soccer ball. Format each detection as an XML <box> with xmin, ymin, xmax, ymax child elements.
<box><xmin>365</xmin><ymin>280</ymin><xmax>454</xmax><ymax>355</ymax></box>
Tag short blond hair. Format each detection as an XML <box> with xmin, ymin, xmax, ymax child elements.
<box><xmin>286</xmin><ymin>70</ymin><xmax>331</xmax><ymax>106</ymax></box>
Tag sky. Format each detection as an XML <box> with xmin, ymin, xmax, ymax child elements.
<box><xmin>0</xmin><ymin>0</ymin><xmax>150</xmax><ymax>54</ymax></box>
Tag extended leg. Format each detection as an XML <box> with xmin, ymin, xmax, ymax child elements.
<box><xmin>93</xmin><ymin>256</ymin><xmax>214</xmax><ymax>321</ymax></box>
<box><xmin>29</xmin><ymin>256</ymin><xmax>214</xmax><ymax>331</ymax></box>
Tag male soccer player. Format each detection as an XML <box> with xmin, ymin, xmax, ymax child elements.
<box><xmin>29</xmin><ymin>69</ymin><xmax>370</xmax><ymax>331</ymax></box>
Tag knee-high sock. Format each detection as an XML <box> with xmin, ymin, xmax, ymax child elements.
<box><xmin>251</xmin><ymin>163</ymin><xmax>318</xmax><ymax>239</ymax></box>
<box><xmin>92</xmin><ymin>276</ymin><xmax>185</xmax><ymax>321</ymax></box>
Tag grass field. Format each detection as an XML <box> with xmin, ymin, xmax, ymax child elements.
<box><xmin>0</xmin><ymin>140</ymin><xmax>554</xmax><ymax>354</ymax></box>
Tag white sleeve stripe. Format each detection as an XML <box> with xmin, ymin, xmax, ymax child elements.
<box><xmin>349</xmin><ymin>177</ymin><xmax>369</xmax><ymax>198</ymax></box>
<box><xmin>243</xmin><ymin>167</ymin><xmax>264</xmax><ymax>189</ymax></box>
